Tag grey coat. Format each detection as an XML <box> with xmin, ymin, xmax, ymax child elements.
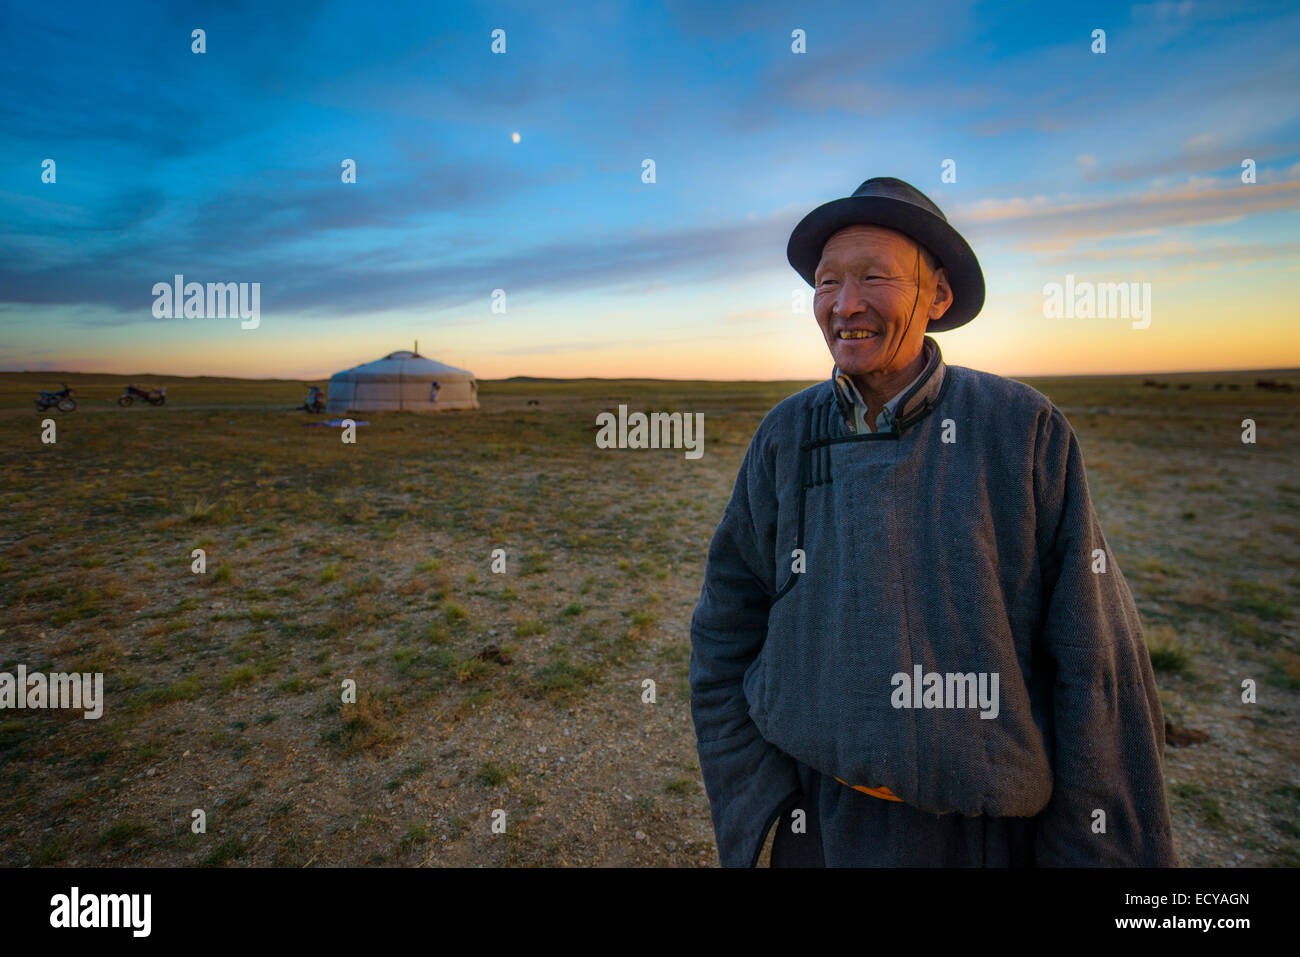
<box><xmin>689</xmin><ymin>336</ymin><xmax>1177</xmax><ymax>867</ymax></box>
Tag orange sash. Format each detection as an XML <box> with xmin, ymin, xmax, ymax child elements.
<box><xmin>835</xmin><ymin>777</ymin><xmax>903</xmax><ymax>802</ymax></box>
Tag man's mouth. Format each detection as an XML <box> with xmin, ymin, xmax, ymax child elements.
<box><xmin>837</xmin><ymin>329</ymin><xmax>879</xmax><ymax>340</ymax></box>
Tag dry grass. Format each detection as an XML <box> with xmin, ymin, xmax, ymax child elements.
<box><xmin>0</xmin><ymin>368</ymin><xmax>1296</xmax><ymax>866</ymax></box>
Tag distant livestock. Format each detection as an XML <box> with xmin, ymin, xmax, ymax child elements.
<box><xmin>1256</xmin><ymin>379</ymin><xmax>1295</xmax><ymax>392</ymax></box>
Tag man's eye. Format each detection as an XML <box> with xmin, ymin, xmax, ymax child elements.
<box><xmin>817</xmin><ymin>276</ymin><xmax>884</xmax><ymax>287</ymax></box>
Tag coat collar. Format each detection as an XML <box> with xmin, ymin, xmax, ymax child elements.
<box><xmin>829</xmin><ymin>335</ymin><xmax>947</xmax><ymax>435</ymax></box>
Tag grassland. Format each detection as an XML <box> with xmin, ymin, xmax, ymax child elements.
<box><xmin>0</xmin><ymin>366</ymin><xmax>1296</xmax><ymax>867</ymax></box>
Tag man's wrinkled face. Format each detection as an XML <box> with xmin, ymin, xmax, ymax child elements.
<box><xmin>813</xmin><ymin>225</ymin><xmax>949</xmax><ymax>378</ymax></box>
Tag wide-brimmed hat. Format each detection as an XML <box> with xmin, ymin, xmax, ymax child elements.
<box><xmin>787</xmin><ymin>176</ymin><xmax>984</xmax><ymax>331</ymax></box>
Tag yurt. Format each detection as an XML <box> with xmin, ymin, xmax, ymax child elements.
<box><xmin>326</xmin><ymin>346</ymin><xmax>478</xmax><ymax>413</ymax></box>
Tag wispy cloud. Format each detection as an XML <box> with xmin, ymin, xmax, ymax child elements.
<box><xmin>958</xmin><ymin>177</ymin><xmax>1300</xmax><ymax>245</ymax></box>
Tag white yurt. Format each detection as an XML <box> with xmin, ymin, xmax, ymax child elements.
<box><xmin>326</xmin><ymin>345</ymin><xmax>479</xmax><ymax>413</ymax></box>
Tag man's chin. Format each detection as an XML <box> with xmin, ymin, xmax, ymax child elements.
<box><xmin>830</xmin><ymin>342</ymin><xmax>887</xmax><ymax>376</ymax></box>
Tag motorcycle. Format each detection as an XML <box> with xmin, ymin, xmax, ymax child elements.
<box><xmin>118</xmin><ymin>384</ymin><xmax>166</xmax><ymax>406</ymax></box>
<box><xmin>36</xmin><ymin>385</ymin><xmax>76</xmax><ymax>412</ymax></box>
<box><xmin>303</xmin><ymin>386</ymin><xmax>326</xmax><ymax>413</ymax></box>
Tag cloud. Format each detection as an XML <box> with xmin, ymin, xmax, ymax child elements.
<box><xmin>1026</xmin><ymin>237</ymin><xmax>1300</xmax><ymax>266</ymax></box>
<box><xmin>956</xmin><ymin>177</ymin><xmax>1300</xmax><ymax>246</ymax></box>
<box><xmin>1183</xmin><ymin>132</ymin><xmax>1221</xmax><ymax>153</ymax></box>
<box><xmin>718</xmin><ymin>1</ymin><xmax>985</xmax><ymax>130</ymax></box>
<box><xmin>1089</xmin><ymin>140</ymin><xmax>1300</xmax><ymax>183</ymax></box>
<box><xmin>969</xmin><ymin>7</ymin><xmax>1300</xmax><ymax>140</ymax></box>
<box><xmin>0</xmin><ymin>205</ymin><xmax>798</xmax><ymax>321</ymax></box>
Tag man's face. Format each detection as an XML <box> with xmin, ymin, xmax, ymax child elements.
<box><xmin>813</xmin><ymin>225</ymin><xmax>951</xmax><ymax>378</ymax></box>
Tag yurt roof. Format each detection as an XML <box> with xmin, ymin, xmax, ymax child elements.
<box><xmin>333</xmin><ymin>350</ymin><xmax>475</xmax><ymax>378</ymax></box>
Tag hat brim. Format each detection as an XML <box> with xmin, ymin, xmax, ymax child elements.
<box><xmin>787</xmin><ymin>196</ymin><xmax>985</xmax><ymax>332</ymax></box>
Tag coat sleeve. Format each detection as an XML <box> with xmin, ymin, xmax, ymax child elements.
<box><xmin>1031</xmin><ymin>407</ymin><xmax>1178</xmax><ymax>866</ymax></box>
<box><xmin>689</xmin><ymin>427</ymin><xmax>802</xmax><ymax>867</ymax></box>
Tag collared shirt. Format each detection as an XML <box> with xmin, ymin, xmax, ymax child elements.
<box><xmin>832</xmin><ymin>360</ymin><xmax>927</xmax><ymax>435</ymax></box>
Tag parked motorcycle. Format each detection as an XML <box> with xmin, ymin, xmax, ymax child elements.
<box><xmin>118</xmin><ymin>384</ymin><xmax>166</xmax><ymax>406</ymax></box>
<box><xmin>35</xmin><ymin>385</ymin><xmax>76</xmax><ymax>412</ymax></box>
<box><xmin>303</xmin><ymin>386</ymin><xmax>326</xmax><ymax>413</ymax></box>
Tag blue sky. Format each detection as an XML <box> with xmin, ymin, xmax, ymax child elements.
<box><xmin>2</xmin><ymin>0</ymin><xmax>1298</xmax><ymax>378</ymax></box>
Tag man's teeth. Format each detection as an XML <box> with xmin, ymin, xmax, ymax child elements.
<box><xmin>838</xmin><ymin>330</ymin><xmax>877</xmax><ymax>339</ymax></box>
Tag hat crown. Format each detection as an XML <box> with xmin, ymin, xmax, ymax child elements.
<box><xmin>786</xmin><ymin>173</ymin><xmax>984</xmax><ymax>330</ymax></box>
<box><xmin>850</xmin><ymin>176</ymin><xmax>949</xmax><ymax>224</ymax></box>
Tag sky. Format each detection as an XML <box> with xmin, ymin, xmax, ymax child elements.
<box><xmin>1</xmin><ymin>0</ymin><xmax>1298</xmax><ymax>380</ymax></box>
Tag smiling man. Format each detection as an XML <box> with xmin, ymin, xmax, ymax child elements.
<box><xmin>816</xmin><ymin>223</ymin><xmax>945</xmax><ymax>435</ymax></box>
<box><xmin>688</xmin><ymin>176</ymin><xmax>1177</xmax><ymax>867</ymax></box>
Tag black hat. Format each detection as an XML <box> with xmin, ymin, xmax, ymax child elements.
<box><xmin>787</xmin><ymin>176</ymin><xmax>985</xmax><ymax>331</ymax></box>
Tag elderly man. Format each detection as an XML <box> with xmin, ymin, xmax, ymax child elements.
<box><xmin>688</xmin><ymin>176</ymin><xmax>1177</xmax><ymax>867</ymax></box>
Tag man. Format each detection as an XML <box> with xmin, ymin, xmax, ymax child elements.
<box><xmin>688</xmin><ymin>176</ymin><xmax>1176</xmax><ymax>867</ymax></box>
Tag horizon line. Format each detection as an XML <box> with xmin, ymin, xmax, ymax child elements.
<box><xmin>4</xmin><ymin>365</ymin><xmax>1300</xmax><ymax>382</ymax></box>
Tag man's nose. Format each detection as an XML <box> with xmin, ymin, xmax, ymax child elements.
<box><xmin>832</xmin><ymin>277</ymin><xmax>869</xmax><ymax>319</ymax></box>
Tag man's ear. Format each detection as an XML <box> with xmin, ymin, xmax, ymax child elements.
<box><xmin>927</xmin><ymin>266</ymin><xmax>954</xmax><ymax>322</ymax></box>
